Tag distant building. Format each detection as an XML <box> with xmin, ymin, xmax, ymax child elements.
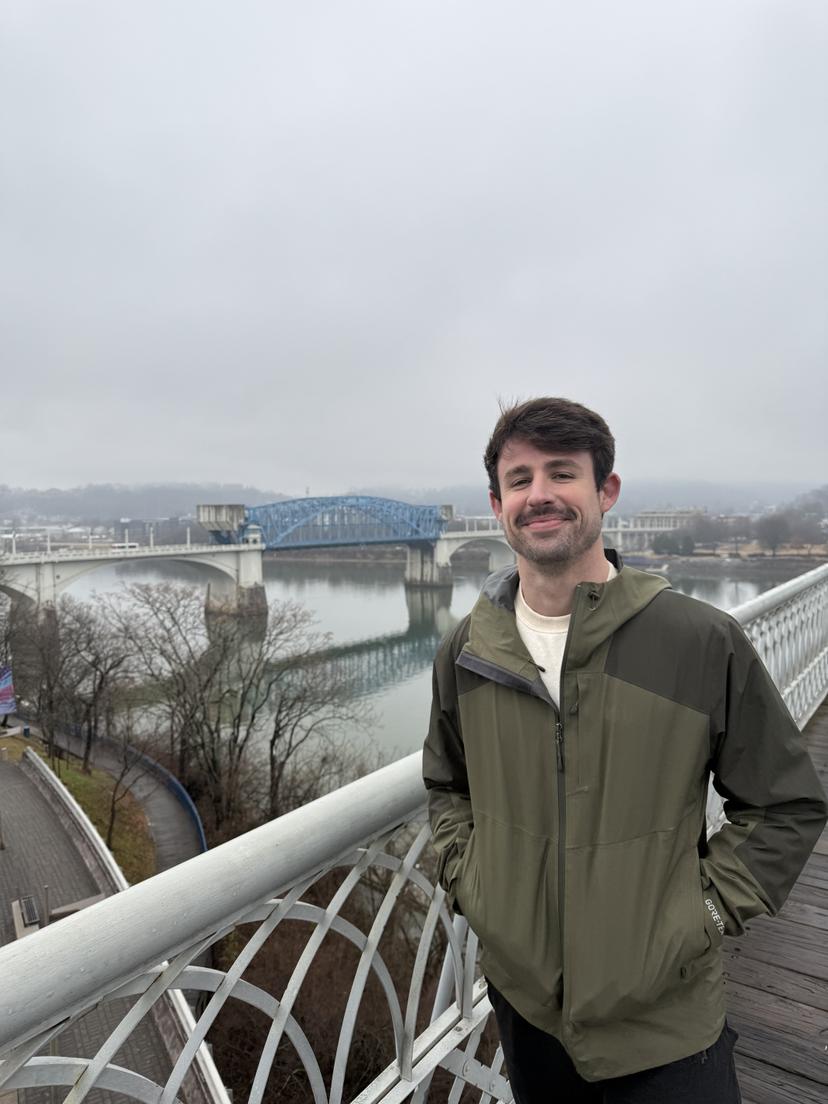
<box><xmin>603</xmin><ymin>509</ymin><xmax>701</xmax><ymax>552</ymax></box>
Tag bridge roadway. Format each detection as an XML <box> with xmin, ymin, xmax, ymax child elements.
<box><xmin>0</xmin><ymin>541</ymin><xmax>266</xmax><ymax>615</ymax></box>
<box><xmin>725</xmin><ymin>697</ymin><xmax>828</xmax><ymax>1103</ymax></box>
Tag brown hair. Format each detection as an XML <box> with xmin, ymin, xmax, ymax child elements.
<box><xmin>484</xmin><ymin>397</ymin><xmax>615</xmax><ymax>499</ymax></box>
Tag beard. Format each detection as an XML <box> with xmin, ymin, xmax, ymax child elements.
<box><xmin>503</xmin><ymin>506</ymin><xmax>605</xmax><ymax>569</ymax></box>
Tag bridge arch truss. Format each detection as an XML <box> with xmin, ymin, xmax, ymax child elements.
<box><xmin>243</xmin><ymin>497</ymin><xmax>447</xmax><ymax>550</ymax></box>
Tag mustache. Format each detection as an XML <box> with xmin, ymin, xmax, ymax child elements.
<box><xmin>518</xmin><ymin>506</ymin><xmax>576</xmax><ymax>527</ymax></box>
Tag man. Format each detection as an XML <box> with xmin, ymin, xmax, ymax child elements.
<box><xmin>423</xmin><ymin>398</ymin><xmax>827</xmax><ymax>1103</ymax></box>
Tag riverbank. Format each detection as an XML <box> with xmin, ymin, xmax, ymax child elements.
<box><xmin>263</xmin><ymin>545</ymin><xmax>489</xmax><ymax>566</ymax></box>
<box><xmin>265</xmin><ymin>546</ymin><xmax>826</xmax><ymax>575</ymax></box>
<box><xmin>631</xmin><ymin>554</ymin><xmax>826</xmax><ymax>577</ymax></box>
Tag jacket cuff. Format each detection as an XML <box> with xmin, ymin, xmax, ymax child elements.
<box><xmin>441</xmin><ymin>832</ymin><xmax>474</xmax><ymax>915</ymax></box>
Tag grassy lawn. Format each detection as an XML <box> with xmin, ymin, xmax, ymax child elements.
<box><xmin>0</xmin><ymin>730</ymin><xmax>156</xmax><ymax>884</ymax></box>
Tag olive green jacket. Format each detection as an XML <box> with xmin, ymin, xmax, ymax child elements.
<box><xmin>423</xmin><ymin>555</ymin><xmax>827</xmax><ymax>1080</ymax></box>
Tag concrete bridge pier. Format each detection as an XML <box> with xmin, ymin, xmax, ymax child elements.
<box><xmin>200</xmin><ymin>525</ymin><xmax>269</xmax><ymax>636</ymax></box>
<box><xmin>405</xmin><ymin>586</ymin><xmax>454</xmax><ymax>635</ymax></box>
<box><xmin>404</xmin><ymin>542</ymin><xmax>452</xmax><ymax>590</ymax></box>
<box><xmin>204</xmin><ymin>577</ymin><xmax>268</xmax><ymax>640</ymax></box>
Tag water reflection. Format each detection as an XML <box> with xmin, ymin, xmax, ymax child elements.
<box><xmin>64</xmin><ymin>558</ymin><xmax>804</xmax><ymax>759</ymax></box>
<box><xmin>666</xmin><ymin>575</ymin><xmax>761</xmax><ymax>609</ymax></box>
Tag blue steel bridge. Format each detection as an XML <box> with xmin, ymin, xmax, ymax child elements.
<box><xmin>197</xmin><ymin>497</ymin><xmax>513</xmax><ymax>587</ymax></box>
<box><xmin>203</xmin><ymin>496</ymin><xmax>450</xmax><ymax>550</ymax></box>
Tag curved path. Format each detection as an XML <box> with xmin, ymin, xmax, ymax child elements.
<box><xmin>0</xmin><ymin>752</ymin><xmax>173</xmax><ymax>1104</ymax></box>
<box><xmin>50</xmin><ymin>727</ymin><xmax>205</xmax><ymax>872</ymax></box>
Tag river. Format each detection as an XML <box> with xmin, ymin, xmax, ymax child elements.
<box><xmin>65</xmin><ymin>555</ymin><xmax>808</xmax><ymax>762</ymax></box>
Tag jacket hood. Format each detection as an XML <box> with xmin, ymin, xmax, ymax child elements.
<box><xmin>463</xmin><ymin>551</ymin><xmax>671</xmax><ymax>680</ymax></box>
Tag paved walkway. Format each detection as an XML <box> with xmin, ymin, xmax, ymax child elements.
<box><xmin>725</xmin><ymin>698</ymin><xmax>828</xmax><ymax>1103</ymax></box>
<box><xmin>0</xmin><ymin>759</ymin><xmax>99</xmax><ymax>945</ymax></box>
<box><xmin>0</xmin><ymin>724</ymin><xmax>205</xmax><ymax>1100</ymax></box>
<box><xmin>42</xmin><ymin>723</ymin><xmax>204</xmax><ymax>872</ymax></box>
<box><xmin>0</xmin><ymin>757</ymin><xmax>172</xmax><ymax>1104</ymax></box>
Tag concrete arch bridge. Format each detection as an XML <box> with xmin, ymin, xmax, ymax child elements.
<box><xmin>0</xmin><ymin>537</ymin><xmax>266</xmax><ymax>619</ymax></box>
<box><xmin>0</xmin><ymin>497</ymin><xmax>513</xmax><ymax>626</ymax></box>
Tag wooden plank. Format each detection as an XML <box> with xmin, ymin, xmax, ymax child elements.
<box><xmin>779</xmin><ymin>898</ymin><xmax>828</xmax><ymax>930</ymax></box>
<box><xmin>735</xmin><ymin>1054</ymin><xmax>828</xmax><ymax>1104</ymax></box>
<box><xmin>797</xmin><ymin>853</ymin><xmax>828</xmax><ymax>893</ymax></box>
<box><xmin>724</xmin><ymin>954</ymin><xmax>828</xmax><ymax>1011</ymax></box>
<box><xmin>720</xmin><ymin>702</ymin><xmax>828</xmax><ymax>1101</ymax></box>
<box><xmin>726</xmin><ymin>981</ymin><xmax>828</xmax><ymax>1085</ymax></box>
<box><xmin>777</xmin><ymin>897</ymin><xmax>828</xmax><ymax>931</ymax></box>
<box><xmin>726</xmin><ymin>917</ymin><xmax>828</xmax><ymax>981</ymax></box>
<box><xmin>783</xmin><ymin>879</ymin><xmax>828</xmax><ymax>914</ymax></box>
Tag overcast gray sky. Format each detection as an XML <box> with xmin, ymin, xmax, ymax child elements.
<box><xmin>2</xmin><ymin>1</ymin><xmax>826</xmax><ymax>497</ymax></box>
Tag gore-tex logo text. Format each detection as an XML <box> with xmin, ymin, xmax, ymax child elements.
<box><xmin>705</xmin><ymin>897</ymin><xmax>725</xmax><ymax>936</ymax></box>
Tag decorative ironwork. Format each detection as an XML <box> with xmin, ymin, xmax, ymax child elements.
<box><xmin>0</xmin><ymin>758</ymin><xmax>502</xmax><ymax>1104</ymax></box>
<box><xmin>730</xmin><ymin>562</ymin><xmax>828</xmax><ymax>729</ymax></box>
<box><xmin>1</xmin><ymin>566</ymin><xmax>826</xmax><ymax>1103</ymax></box>
<box><xmin>236</xmin><ymin>497</ymin><xmax>447</xmax><ymax>550</ymax></box>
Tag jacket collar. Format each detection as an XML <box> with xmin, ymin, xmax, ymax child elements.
<box><xmin>461</xmin><ymin>551</ymin><xmax>670</xmax><ymax>678</ymax></box>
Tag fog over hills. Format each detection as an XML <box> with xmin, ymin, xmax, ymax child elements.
<box><xmin>351</xmin><ymin>480</ymin><xmax>813</xmax><ymax>517</ymax></box>
<box><xmin>0</xmin><ymin>479</ymin><xmax>814</xmax><ymax>525</ymax></box>
<box><xmin>0</xmin><ymin>483</ymin><xmax>286</xmax><ymax>523</ymax></box>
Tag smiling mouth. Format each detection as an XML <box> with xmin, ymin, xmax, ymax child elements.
<box><xmin>519</xmin><ymin>512</ymin><xmax>574</xmax><ymax>529</ymax></box>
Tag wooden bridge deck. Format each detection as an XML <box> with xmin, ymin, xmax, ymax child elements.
<box><xmin>724</xmin><ymin>697</ymin><xmax>828</xmax><ymax>1103</ymax></box>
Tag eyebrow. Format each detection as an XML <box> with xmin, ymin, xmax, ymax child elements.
<box><xmin>503</xmin><ymin>458</ymin><xmax>583</xmax><ymax>480</ymax></box>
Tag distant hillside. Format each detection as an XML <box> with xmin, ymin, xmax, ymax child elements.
<box><xmin>2</xmin><ymin>477</ymin><xmax>817</xmax><ymax>526</ymax></box>
<box><xmin>0</xmin><ymin>483</ymin><xmax>287</xmax><ymax>523</ymax></box>
<box><xmin>349</xmin><ymin>479</ymin><xmax>814</xmax><ymax>517</ymax></box>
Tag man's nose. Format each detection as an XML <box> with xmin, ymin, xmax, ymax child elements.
<box><xmin>526</xmin><ymin>476</ymin><xmax>556</xmax><ymax>506</ymax></box>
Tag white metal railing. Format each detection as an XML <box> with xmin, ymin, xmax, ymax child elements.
<box><xmin>0</xmin><ymin>564</ymin><xmax>826</xmax><ymax>1104</ymax></box>
<box><xmin>444</xmin><ymin>517</ymin><xmax>504</xmax><ymax>535</ymax></box>
<box><xmin>730</xmin><ymin>561</ymin><xmax>828</xmax><ymax>728</ymax></box>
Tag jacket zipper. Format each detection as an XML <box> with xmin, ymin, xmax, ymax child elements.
<box><xmin>556</xmin><ymin>584</ymin><xmax>583</xmax><ymax>1022</ymax></box>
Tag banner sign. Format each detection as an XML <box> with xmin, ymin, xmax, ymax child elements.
<box><xmin>0</xmin><ymin>666</ymin><xmax>16</xmax><ymax>716</ymax></box>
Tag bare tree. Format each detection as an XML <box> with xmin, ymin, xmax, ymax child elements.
<box><xmin>260</xmin><ymin>615</ymin><xmax>367</xmax><ymax>821</ymax></box>
<box><xmin>787</xmin><ymin>511</ymin><xmax>826</xmax><ymax>555</ymax></box>
<box><xmin>15</xmin><ymin>601</ymin><xmax>73</xmax><ymax>762</ymax></box>
<box><xmin>687</xmin><ymin>513</ymin><xmax>726</xmax><ymax>551</ymax></box>
<box><xmin>58</xmin><ymin>598</ymin><xmax>130</xmax><ymax>772</ymax></box>
<box><xmin>104</xmin><ymin>585</ymin><xmax>369</xmax><ymax>833</ymax></box>
<box><xmin>755</xmin><ymin>512</ymin><xmax>791</xmax><ymax>557</ymax></box>
<box><xmin>102</xmin><ymin>703</ymin><xmax>161</xmax><ymax>850</ymax></box>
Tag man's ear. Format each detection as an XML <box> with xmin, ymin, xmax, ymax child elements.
<box><xmin>599</xmin><ymin>473</ymin><xmax>621</xmax><ymax>514</ymax></box>
<box><xmin>489</xmin><ymin>489</ymin><xmax>503</xmax><ymax>521</ymax></box>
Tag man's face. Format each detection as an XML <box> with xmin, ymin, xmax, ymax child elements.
<box><xmin>490</xmin><ymin>439</ymin><xmax>619</xmax><ymax>569</ymax></box>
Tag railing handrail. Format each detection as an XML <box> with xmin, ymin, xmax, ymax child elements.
<box><xmin>726</xmin><ymin>561</ymin><xmax>828</xmax><ymax>628</ymax></box>
<box><xmin>0</xmin><ymin>751</ymin><xmax>426</xmax><ymax>1053</ymax></box>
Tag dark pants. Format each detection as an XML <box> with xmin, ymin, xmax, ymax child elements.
<box><xmin>487</xmin><ymin>981</ymin><xmax>742</xmax><ymax>1103</ymax></box>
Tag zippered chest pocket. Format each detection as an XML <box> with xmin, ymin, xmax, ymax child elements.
<box><xmin>569</xmin><ymin>673</ymin><xmax>709</xmax><ymax>846</ymax></box>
